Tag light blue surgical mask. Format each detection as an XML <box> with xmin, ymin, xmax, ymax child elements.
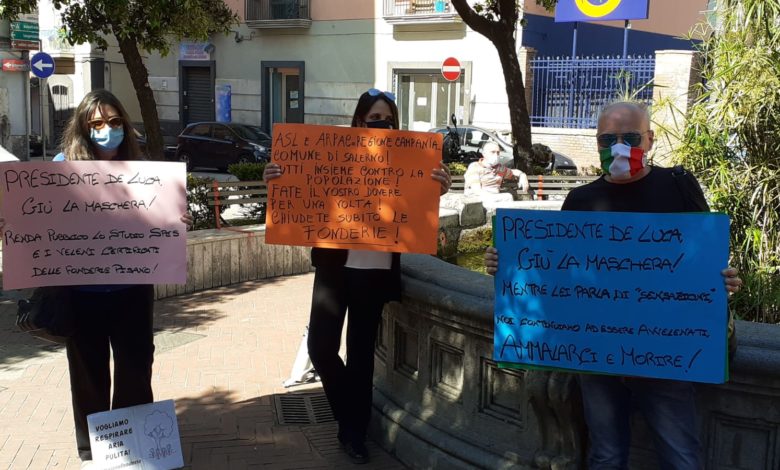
<box><xmin>90</xmin><ymin>126</ymin><xmax>125</xmax><ymax>150</ymax></box>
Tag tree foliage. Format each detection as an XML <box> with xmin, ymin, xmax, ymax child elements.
<box><xmin>535</xmin><ymin>0</ymin><xmax>558</xmax><ymax>11</ymax></box>
<box><xmin>47</xmin><ymin>0</ymin><xmax>236</xmax><ymax>54</ymax></box>
<box><xmin>1</xmin><ymin>1</ymin><xmax>237</xmax><ymax>159</ymax></box>
<box><xmin>0</xmin><ymin>0</ymin><xmax>37</xmax><ymax>20</ymax></box>
<box><xmin>676</xmin><ymin>0</ymin><xmax>780</xmax><ymax>321</ymax></box>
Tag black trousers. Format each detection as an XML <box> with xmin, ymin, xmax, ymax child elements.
<box><xmin>66</xmin><ymin>285</ymin><xmax>155</xmax><ymax>460</ymax></box>
<box><xmin>307</xmin><ymin>266</ymin><xmax>389</xmax><ymax>443</ymax></box>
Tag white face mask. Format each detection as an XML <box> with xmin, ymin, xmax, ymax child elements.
<box><xmin>608</xmin><ymin>143</ymin><xmax>632</xmax><ymax>180</ymax></box>
<box><xmin>483</xmin><ymin>150</ymin><xmax>500</xmax><ymax>167</ymax></box>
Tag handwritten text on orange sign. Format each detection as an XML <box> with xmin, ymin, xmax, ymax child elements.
<box><xmin>265</xmin><ymin>124</ymin><xmax>442</xmax><ymax>254</ymax></box>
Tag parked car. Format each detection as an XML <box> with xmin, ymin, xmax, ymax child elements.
<box><xmin>176</xmin><ymin>122</ymin><xmax>272</xmax><ymax>172</ymax></box>
<box><xmin>133</xmin><ymin>127</ymin><xmax>178</xmax><ymax>161</ymax></box>
<box><xmin>429</xmin><ymin>125</ymin><xmax>577</xmax><ymax>173</ymax></box>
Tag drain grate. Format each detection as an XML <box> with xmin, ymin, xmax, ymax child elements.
<box><xmin>274</xmin><ymin>392</ymin><xmax>335</xmax><ymax>425</ymax></box>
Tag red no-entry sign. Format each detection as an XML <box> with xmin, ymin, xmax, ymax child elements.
<box><xmin>441</xmin><ymin>57</ymin><xmax>461</xmax><ymax>82</ymax></box>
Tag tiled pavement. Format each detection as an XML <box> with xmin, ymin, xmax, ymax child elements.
<box><xmin>0</xmin><ymin>274</ymin><xmax>405</xmax><ymax>470</ymax></box>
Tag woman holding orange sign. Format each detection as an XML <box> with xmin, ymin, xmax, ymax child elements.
<box><xmin>263</xmin><ymin>88</ymin><xmax>450</xmax><ymax>463</ymax></box>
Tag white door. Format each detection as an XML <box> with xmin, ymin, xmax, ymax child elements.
<box><xmin>397</xmin><ymin>71</ymin><xmax>465</xmax><ymax>131</ymax></box>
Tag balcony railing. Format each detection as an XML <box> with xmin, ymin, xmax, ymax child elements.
<box><xmin>246</xmin><ymin>0</ymin><xmax>311</xmax><ymax>29</ymax></box>
<box><xmin>383</xmin><ymin>0</ymin><xmax>461</xmax><ymax>24</ymax></box>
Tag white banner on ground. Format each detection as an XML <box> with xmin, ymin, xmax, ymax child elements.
<box><xmin>87</xmin><ymin>399</ymin><xmax>184</xmax><ymax>470</ymax></box>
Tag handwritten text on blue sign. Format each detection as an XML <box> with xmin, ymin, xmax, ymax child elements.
<box><xmin>493</xmin><ymin>209</ymin><xmax>729</xmax><ymax>384</ymax></box>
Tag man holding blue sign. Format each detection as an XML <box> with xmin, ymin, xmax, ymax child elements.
<box><xmin>486</xmin><ymin>102</ymin><xmax>742</xmax><ymax>469</ymax></box>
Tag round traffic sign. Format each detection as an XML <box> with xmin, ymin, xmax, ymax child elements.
<box><xmin>441</xmin><ymin>57</ymin><xmax>461</xmax><ymax>82</ymax></box>
<box><xmin>30</xmin><ymin>52</ymin><xmax>55</xmax><ymax>79</ymax></box>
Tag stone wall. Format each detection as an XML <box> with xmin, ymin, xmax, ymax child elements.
<box><xmin>154</xmin><ymin>225</ymin><xmax>313</xmax><ymax>299</ymax></box>
<box><xmin>438</xmin><ymin>195</ymin><xmax>563</xmax><ymax>260</ymax></box>
<box><xmin>531</xmin><ymin>127</ymin><xmax>599</xmax><ymax>172</ymax></box>
<box><xmin>651</xmin><ymin>50</ymin><xmax>703</xmax><ymax>166</ymax></box>
<box><xmin>371</xmin><ymin>255</ymin><xmax>538</xmax><ymax>468</ymax></box>
<box><xmin>371</xmin><ymin>255</ymin><xmax>780</xmax><ymax>469</ymax></box>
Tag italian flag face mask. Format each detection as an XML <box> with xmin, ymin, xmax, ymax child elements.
<box><xmin>599</xmin><ymin>143</ymin><xmax>646</xmax><ymax>180</ymax></box>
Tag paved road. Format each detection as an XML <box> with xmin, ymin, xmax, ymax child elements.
<box><xmin>0</xmin><ymin>274</ymin><xmax>405</xmax><ymax>469</ymax></box>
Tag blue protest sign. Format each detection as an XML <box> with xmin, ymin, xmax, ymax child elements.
<box><xmin>555</xmin><ymin>0</ymin><xmax>650</xmax><ymax>23</ymax></box>
<box><xmin>493</xmin><ymin>209</ymin><xmax>730</xmax><ymax>384</ymax></box>
<box><xmin>30</xmin><ymin>52</ymin><xmax>55</xmax><ymax>78</ymax></box>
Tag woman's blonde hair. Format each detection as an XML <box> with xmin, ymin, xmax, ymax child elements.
<box><xmin>60</xmin><ymin>89</ymin><xmax>142</xmax><ymax>161</ymax></box>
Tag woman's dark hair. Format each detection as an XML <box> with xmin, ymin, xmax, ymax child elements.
<box><xmin>60</xmin><ymin>89</ymin><xmax>142</xmax><ymax>161</ymax></box>
<box><xmin>350</xmin><ymin>91</ymin><xmax>400</xmax><ymax>129</ymax></box>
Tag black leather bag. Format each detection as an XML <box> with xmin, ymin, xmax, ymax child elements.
<box><xmin>16</xmin><ymin>286</ymin><xmax>76</xmax><ymax>344</ymax></box>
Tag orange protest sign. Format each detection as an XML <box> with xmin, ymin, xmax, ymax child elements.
<box><xmin>265</xmin><ymin>124</ymin><xmax>442</xmax><ymax>254</ymax></box>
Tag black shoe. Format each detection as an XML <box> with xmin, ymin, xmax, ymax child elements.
<box><xmin>341</xmin><ymin>440</ymin><xmax>369</xmax><ymax>464</ymax></box>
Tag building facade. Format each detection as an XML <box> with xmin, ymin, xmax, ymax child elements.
<box><xmin>28</xmin><ymin>0</ymin><xmax>711</xmax><ymax>163</ymax></box>
<box><xmin>0</xmin><ymin>18</ymin><xmax>32</xmax><ymax>158</ymax></box>
<box><xmin>134</xmin><ymin>0</ymin><xmax>709</xmax><ymax>137</ymax></box>
<box><xmin>134</xmin><ymin>0</ymin><xmax>513</xmax><ymax>136</ymax></box>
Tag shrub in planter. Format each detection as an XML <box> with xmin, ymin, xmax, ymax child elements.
<box><xmin>187</xmin><ymin>174</ymin><xmax>217</xmax><ymax>230</ymax></box>
<box><xmin>447</xmin><ymin>162</ymin><xmax>468</xmax><ymax>176</ymax></box>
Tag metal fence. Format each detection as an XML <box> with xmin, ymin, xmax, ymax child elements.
<box><xmin>530</xmin><ymin>56</ymin><xmax>656</xmax><ymax>128</ymax></box>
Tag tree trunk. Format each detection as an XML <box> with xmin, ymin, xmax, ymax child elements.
<box><xmin>491</xmin><ymin>30</ymin><xmax>533</xmax><ymax>174</ymax></box>
<box><xmin>115</xmin><ymin>33</ymin><xmax>165</xmax><ymax>160</ymax></box>
<box><xmin>449</xmin><ymin>0</ymin><xmax>533</xmax><ymax>174</ymax></box>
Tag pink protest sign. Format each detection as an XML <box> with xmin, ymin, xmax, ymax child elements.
<box><xmin>1</xmin><ymin>161</ymin><xmax>187</xmax><ymax>290</ymax></box>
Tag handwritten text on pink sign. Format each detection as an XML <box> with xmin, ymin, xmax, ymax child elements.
<box><xmin>1</xmin><ymin>161</ymin><xmax>187</xmax><ymax>289</ymax></box>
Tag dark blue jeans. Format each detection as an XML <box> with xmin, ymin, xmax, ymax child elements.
<box><xmin>579</xmin><ymin>374</ymin><xmax>702</xmax><ymax>470</ymax></box>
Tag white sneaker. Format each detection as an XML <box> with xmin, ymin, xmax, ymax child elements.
<box><xmin>80</xmin><ymin>461</ymin><xmax>94</xmax><ymax>469</ymax></box>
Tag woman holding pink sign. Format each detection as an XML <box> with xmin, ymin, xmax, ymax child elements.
<box><xmin>49</xmin><ymin>89</ymin><xmax>191</xmax><ymax>466</ymax></box>
<box><xmin>264</xmin><ymin>89</ymin><xmax>451</xmax><ymax>463</ymax></box>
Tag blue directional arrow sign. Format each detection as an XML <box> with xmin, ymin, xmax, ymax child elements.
<box><xmin>30</xmin><ymin>52</ymin><xmax>55</xmax><ymax>79</ymax></box>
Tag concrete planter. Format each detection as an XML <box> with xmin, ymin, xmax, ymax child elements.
<box><xmin>155</xmin><ymin>225</ymin><xmax>313</xmax><ymax>299</ymax></box>
<box><xmin>372</xmin><ymin>254</ymin><xmax>780</xmax><ymax>469</ymax></box>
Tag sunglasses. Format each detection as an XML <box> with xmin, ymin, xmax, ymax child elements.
<box><xmin>88</xmin><ymin>116</ymin><xmax>124</xmax><ymax>130</ymax></box>
<box><xmin>597</xmin><ymin>132</ymin><xmax>644</xmax><ymax>148</ymax></box>
<box><xmin>367</xmin><ymin>88</ymin><xmax>396</xmax><ymax>102</ymax></box>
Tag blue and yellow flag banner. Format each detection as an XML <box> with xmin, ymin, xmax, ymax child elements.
<box><xmin>555</xmin><ymin>0</ymin><xmax>650</xmax><ymax>23</ymax></box>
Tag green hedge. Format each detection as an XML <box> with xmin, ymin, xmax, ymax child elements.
<box><xmin>447</xmin><ymin>162</ymin><xmax>468</xmax><ymax>176</ymax></box>
<box><xmin>187</xmin><ymin>174</ymin><xmax>217</xmax><ymax>230</ymax></box>
<box><xmin>228</xmin><ymin>162</ymin><xmax>266</xmax><ymax>181</ymax></box>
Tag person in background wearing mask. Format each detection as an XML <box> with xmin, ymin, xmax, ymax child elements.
<box><xmin>485</xmin><ymin>101</ymin><xmax>742</xmax><ymax>469</ymax></box>
<box><xmin>48</xmin><ymin>89</ymin><xmax>192</xmax><ymax>468</ymax></box>
<box><xmin>463</xmin><ymin>141</ymin><xmax>528</xmax><ymax>202</ymax></box>
<box><xmin>263</xmin><ymin>89</ymin><xmax>451</xmax><ymax>464</ymax></box>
